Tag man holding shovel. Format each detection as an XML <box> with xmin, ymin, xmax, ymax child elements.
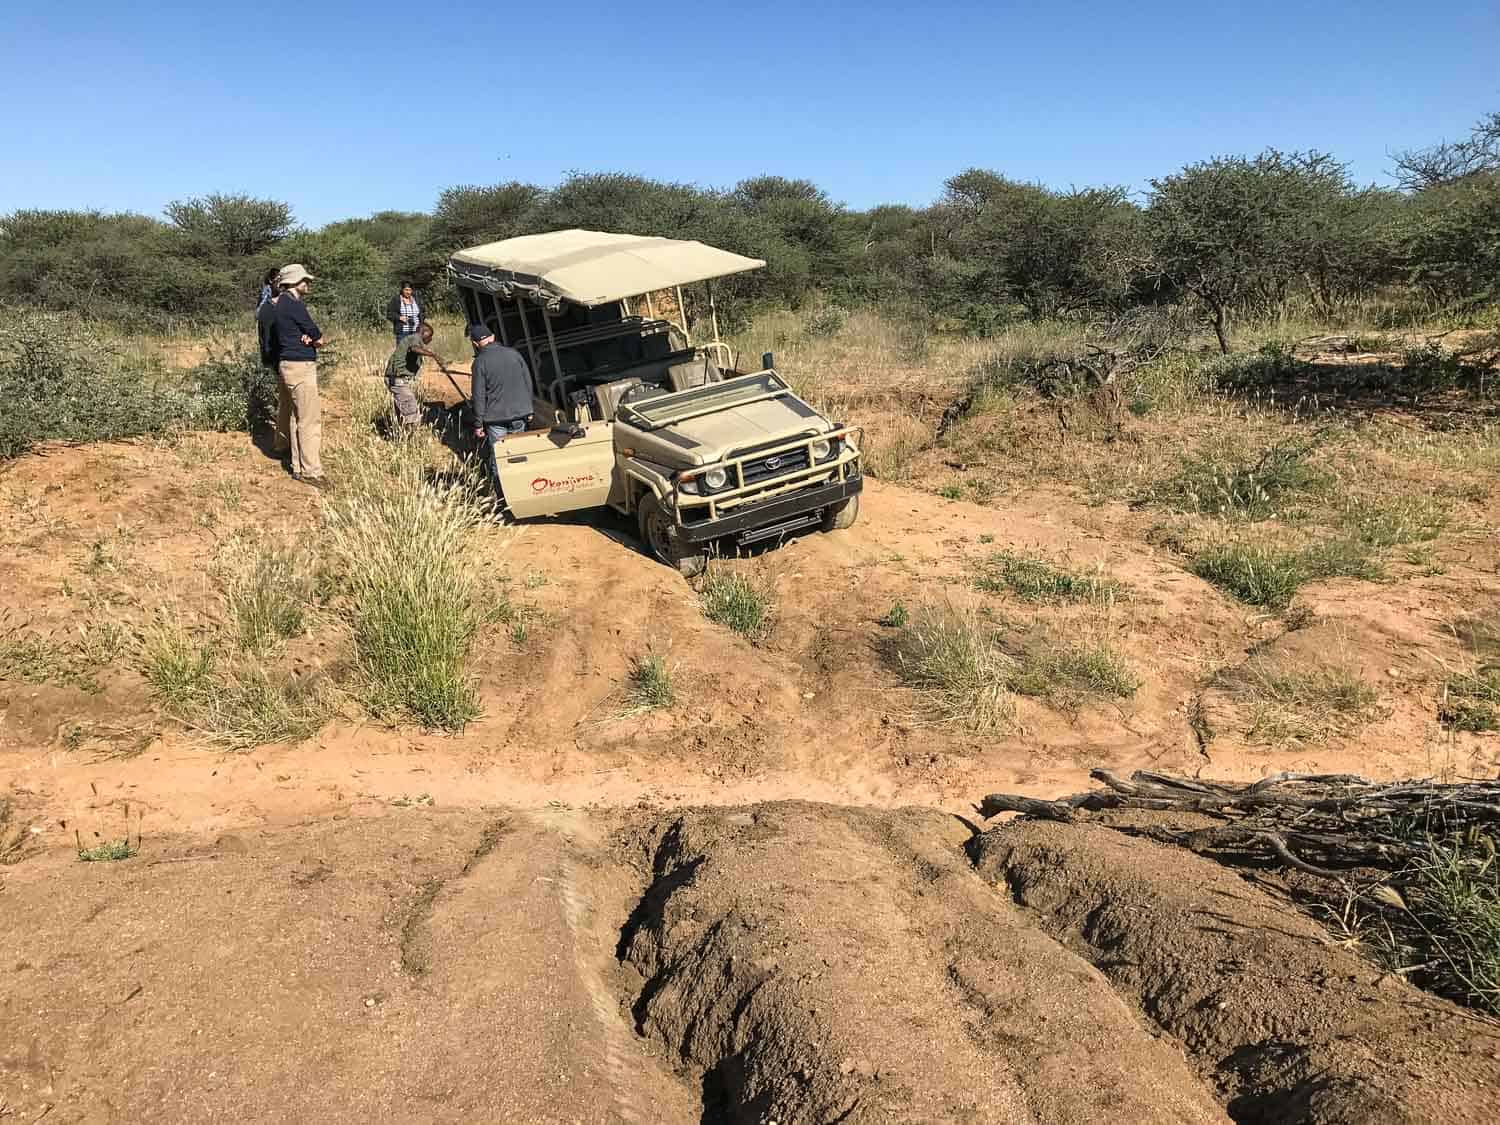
<box><xmin>384</xmin><ymin>322</ymin><xmax>443</xmax><ymax>433</ymax></box>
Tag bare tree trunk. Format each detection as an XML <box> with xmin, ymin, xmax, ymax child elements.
<box><xmin>1211</xmin><ymin>304</ymin><xmax>1230</xmax><ymax>354</ymax></box>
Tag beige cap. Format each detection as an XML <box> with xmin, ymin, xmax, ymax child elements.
<box><xmin>277</xmin><ymin>263</ymin><xmax>316</xmax><ymax>287</ymax></box>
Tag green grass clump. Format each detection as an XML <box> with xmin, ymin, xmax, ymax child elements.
<box><xmin>142</xmin><ymin>615</ymin><xmax>216</xmax><ymax>705</ymax></box>
<box><xmin>625</xmin><ymin>653</ymin><xmax>675</xmax><ymax>714</ymax></box>
<box><xmin>1157</xmin><ymin>436</ymin><xmax>1325</xmax><ymax>520</ymax></box>
<box><xmin>1191</xmin><ymin>543</ymin><xmax>1306</xmax><ymax>610</ymax></box>
<box><xmin>142</xmin><ymin>614</ymin><xmax>330</xmax><ymax>749</ymax></box>
<box><xmin>227</xmin><ymin>548</ymin><xmax>311</xmax><ymax>652</ymax></box>
<box><xmin>1299</xmin><ymin>538</ymin><xmax>1384</xmax><ymax>582</ymax></box>
<box><xmin>1440</xmin><ymin>667</ymin><xmax>1500</xmax><ymax>732</ymax></box>
<box><xmin>1007</xmin><ymin>636</ymin><xmax>1140</xmax><ymax>705</ymax></box>
<box><xmin>1369</xmin><ymin>835</ymin><xmax>1500</xmax><ymax>1015</ymax></box>
<box><xmin>323</xmin><ymin>432</ymin><xmax>489</xmax><ymax>730</ymax></box>
<box><xmin>77</xmin><ymin>840</ymin><xmax>135</xmax><ymax>862</ymax></box>
<box><xmin>699</xmin><ymin>566</ymin><xmax>775</xmax><ymax>641</ymax></box>
<box><xmin>1340</xmin><ymin>493</ymin><xmax>1449</xmax><ymax>547</ymax></box>
<box><xmin>878</xmin><ymin>602</ymin><xmax>909</xmax><ymax>628</ymax></box>
<box><xmin>1192</xmin><ymin>537</ymin><xmax>1381</xmax><ymax>611</ymax></box>
<box><xmin>974</xmin><ymin>552</ymin><xmax>1122</xmax><ymax>603</ymax></box>
<box><xmin>1218</xmin><ymin>654</ymin><xmax>1380</xmax><ymax>743</ymax></box>
<box><xmin>881</xmin><ymin>604</ymin><xmax>1014</xmax><ymax>729</ymax></box>
<box><xmin>0</xmin><ymin>614</ymin><xmax>130</xmax><ymax>693</ymax></box>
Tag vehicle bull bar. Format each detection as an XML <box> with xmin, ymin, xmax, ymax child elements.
<box><xmin>669</xmin><ymin>425</ymin><xmax>864</xmax><ymax>527</ymax></box>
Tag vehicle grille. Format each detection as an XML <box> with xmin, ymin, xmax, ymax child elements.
<box><xmin>740</xmin><ymin>446</ymin><xmax>810</xmax><ymax>485</ymax></box>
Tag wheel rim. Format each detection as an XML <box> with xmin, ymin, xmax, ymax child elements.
<box><xmin>645</xmin><ymin>509</ymin><xmax>673</xmax><ymax>561</ymax></box>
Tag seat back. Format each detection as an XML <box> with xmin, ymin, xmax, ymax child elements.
<box><xmin>593</xmin><ymin>376</ymin><xmax>643</xmax><ymax>421</ymax></box>
<box><xmin>666</xmin><ymin>352</ymin><xmax>721</xmax><ymax>392</ymax></box>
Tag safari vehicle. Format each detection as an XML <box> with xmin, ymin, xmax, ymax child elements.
<box><xmin>447</xmin><ymin>230</ymin><xmax>863</xmax><ymax>575</ymax></box>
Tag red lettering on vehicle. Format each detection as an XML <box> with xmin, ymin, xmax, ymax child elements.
<box><xmin>530</xmin><ymin>473</ymin><xmax>600</xmax><ymax>494</ymax></box>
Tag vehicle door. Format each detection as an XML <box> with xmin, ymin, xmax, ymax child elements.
<box><xmin>495</xmin><ymin>422</ymin><xmax>615</xmax><ymax>518</ymax></box>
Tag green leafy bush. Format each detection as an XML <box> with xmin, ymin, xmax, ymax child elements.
<box><xmin>1202</xmin><ymin>341</ymin><xmax>1310</xmax><ymax>391</ymax></box>
<box><xmin>804</xmin><ymin>303</ymin><xmax>848</xmax><ymax>337</ymax></box>
<box><xmin>188</xmin><ymin>346</ymin><xmax>277</xmax><ymax>430</ymax></box>
<box><xmin>0</xmin><ymin>311</ymin><xmax>249</xmax><ymax>459</ymax></box>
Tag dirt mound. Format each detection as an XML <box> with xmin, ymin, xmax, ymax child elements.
<box><xmin>971</xmin><ymin>819</ymin><xmax>1500</xmax><ymax>1124</ymax></box>
<box><xmin>616</xmin><ymin>801</ymin><xmax>1228</xmax><ymax>1123</ymax></box>
<box><xmin>0</xmin><ymin>809</ymin><xmax>699</xmax><ymax>1124</ymax></box>
<box><xmin>6</xmin><ymin>802</ymin><xmax>1499</xmax><ymax>1123</ymax></box>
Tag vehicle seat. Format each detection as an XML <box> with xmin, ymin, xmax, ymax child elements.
<box><xmin>593</xmin><ymin>376</ymin><xmax>643</xmax><ymax>421</ymax></box>
<box><xmin>666</xmin><ymin>353</ymin><xmax>721</xmax><ymax>392</ymax></box>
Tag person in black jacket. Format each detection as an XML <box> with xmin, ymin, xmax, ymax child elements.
<box><xmin>467</xmin><ymin>322</ymin><xmax>535</xmax><ymax>512</ymax></box>
<box><xmin>272</xmin><ymin>264</ymin><xmax>330</xmax><ymax>488</ymax></box>
<box><xmin>255</xmin><ymin>286</ymin><xmax>287</xmax><ymax>452</ymax></box>
<box><xmin>387</xmin><ymin>283</ymin><xmax>422</xmax><ymax>341</ymax></box>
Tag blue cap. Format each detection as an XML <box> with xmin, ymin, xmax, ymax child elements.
<box><xmin>467</xmin><ymin>323</ymin><xmax>493</xmax><ymax>343</ymax></box>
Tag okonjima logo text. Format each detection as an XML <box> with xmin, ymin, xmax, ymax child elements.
<box><xmin>531</xmin><ymin>473</ymin><xmax>601</xmax><ymax>494</ymax></box>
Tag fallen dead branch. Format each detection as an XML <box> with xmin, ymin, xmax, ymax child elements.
<box><xmin>981</xmin><ymin>768</ymin><xmax>1500</xmax><ymax>1017</ymax></box>
<box><xmin>978</xmin><ymin>768</ymin><xmax>1500</xmax><ymax>881</ymax></box>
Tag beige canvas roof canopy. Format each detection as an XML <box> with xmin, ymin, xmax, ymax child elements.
<box><xmin>448</xmin><ymin>229</ymin><xmax>766</xmax><ymax>308</ymax></box>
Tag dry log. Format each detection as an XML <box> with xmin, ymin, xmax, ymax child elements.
<box><xmin>977</xmin><ymin>769</ymin><xmax>1500</xmax><ymax>881</ymax></box>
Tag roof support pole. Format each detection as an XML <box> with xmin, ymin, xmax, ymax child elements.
<box><xmin>512</xmin><ymin>295</ymin><xmax>549</xmax><ymax>404</ymax></box>
<box><xmin>492</xmin><ymin>292</ymin><xmax>510</xmax><ymax>345</ymax></box>
<box><xmin>540</xmin><ymin>305</ymin><xmax>565</xmax><ymax>411</ymax></box>
<box><xmin>675</xmin><ymin>286</ymin><xmax>691</xmax><ymax>344</ymax></box>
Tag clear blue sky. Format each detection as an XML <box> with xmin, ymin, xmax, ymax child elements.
<box><xmin>3</xmin><ymin>0</ymin><xmax>1495</xmax><ymax>227</ymax></box>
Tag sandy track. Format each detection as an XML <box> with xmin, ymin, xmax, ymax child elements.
<box><xmin>4</xmin><ymin>433</ymin><xmax>1494</xmax><ymax>850</ymax></box>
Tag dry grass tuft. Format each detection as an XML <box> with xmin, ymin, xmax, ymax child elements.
<box><xmin>1215</xmin><ymin>651</ymin><xmax>1380</xmax><ymax>744</ymax></box>
<box><xmin>881</xmin><ymin>603</ymin><xmax>1015</xmax><ymax>729</ymax></box>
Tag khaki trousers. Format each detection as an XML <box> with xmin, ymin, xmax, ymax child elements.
<box><xmin>276</xmin><ymin>360</ymin><xmax>323</xmax><ymax>479</ymax></box>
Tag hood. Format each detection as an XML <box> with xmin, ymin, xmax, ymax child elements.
<box><xmin>663</xmin><ymin>393</ymin><xmax>828</xmax><ymax>457</ymax></box>
<box><xmin>614</xmin><ymin>376</ymin><xmax>834</xmax><ymax>467</ymax></box>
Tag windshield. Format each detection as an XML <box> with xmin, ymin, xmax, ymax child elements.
<box><xmin>619</xmin><ymin>372</ymin><xmax>788</xmax><ymax>430</ymax></box>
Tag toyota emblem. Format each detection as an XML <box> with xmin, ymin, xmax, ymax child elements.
<box><xmin>764</xmin><ymin>456</ymin><xmax>782</xmax><ymax>470</ymax></box>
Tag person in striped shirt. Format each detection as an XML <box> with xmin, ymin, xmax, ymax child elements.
<box><xmin>387</xmin><ymin>283</ymin><xmax>422</xmax><ymax>341</ymax></box>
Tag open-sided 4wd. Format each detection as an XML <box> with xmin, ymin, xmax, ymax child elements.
<box><xmin>448</xmin><ymin>230</ymin><xmax>864</xmax><ymax>575</ymax></box>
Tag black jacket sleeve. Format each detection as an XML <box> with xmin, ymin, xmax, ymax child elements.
<box><xmin>470</xmin><ymin>353</ymin><xmax>487</xmax><ymax>423</ymax></box>
<box><xmin>386</xmin><ymin>293</ymin><xmax>402</xmax><ymax>328</ymax></box>
<box><xmin>292</xmin><ymin>300</ymin><xmax>321</xmax><ymax>342</ymax></box>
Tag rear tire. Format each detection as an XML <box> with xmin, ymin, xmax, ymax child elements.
<box><xmin>822</xmin><ymin>492</ymin><xmax>860</xmax><ymax>532</ymax></box>
<box><xmin>637</xmin><ymin>494</ymin><xmax>709</xmax><ymax>578</ymax></box>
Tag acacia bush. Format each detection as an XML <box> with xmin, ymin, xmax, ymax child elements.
<box><xmin>6</xmin><ymin>107</ymin><xmax>1500</xmax><ymax>356</ymax></box>
<box><xmin>0</xmin><ymin>311</ymin><xmax>250</xmax><ymax>458</ymax></box>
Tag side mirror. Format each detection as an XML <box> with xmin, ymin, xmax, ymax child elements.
<box><xmin>762</xmin><ymin>351</ymin><xmax>774</xmax><ymax>371</ymax></box>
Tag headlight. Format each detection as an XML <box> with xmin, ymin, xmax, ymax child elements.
<box><xmin>703</xmin><ymin>467</ymin><xmax>729</xmax><ymax>491</ymax></box>
<box><xmin>810</xmin><ymin>438</ymin><xmax>833</xmax><ymax>461</ymax></box>
<box><xmin>678</xmin><ymin>476</ymin><xmax>700</xmax><ymax>495</ymax></box>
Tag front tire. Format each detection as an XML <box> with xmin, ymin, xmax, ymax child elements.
<box><xmin>637</xmin><ymin>494</ymin><xmax>709</xmax><ymax>577</ymax></box>
<box><xmin>822</xmin><ymin>492</ymin><xmax>860</xmax><ymax>532</ymax></box>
